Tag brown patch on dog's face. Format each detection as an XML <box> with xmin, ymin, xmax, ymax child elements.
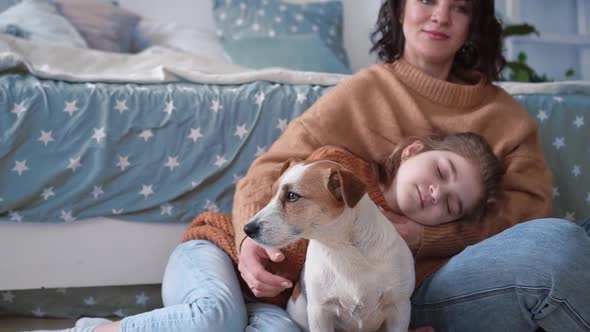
<box><xmin>279</xmin><ymin>162</ymin><xmax>350</xmax><ymax>226</ymax></box>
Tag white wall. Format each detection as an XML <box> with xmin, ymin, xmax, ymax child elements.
<box><xmin>497</xmin><ymin>0</ymin><xmax>590</xmax><ymax>80</ymax></box>
<box><xmin>340</xmin><ymin>0</ymin><xmax>382</xmax><ymax>71</ymax></box>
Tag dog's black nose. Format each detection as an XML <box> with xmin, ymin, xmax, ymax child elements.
<box><xmin>244</xmin><ymin>222</ymin><xmax>259</xmax><ymax>238</ymax></box>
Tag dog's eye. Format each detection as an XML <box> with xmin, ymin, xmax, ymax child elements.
<box><xmin>285</xmin><ymin>191</ymin><xmax>301</xmax><ymax>202</ymax></box>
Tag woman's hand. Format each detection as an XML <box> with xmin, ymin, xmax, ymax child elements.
<box><xmin>238</xmin><ymin>237</ymin><xmax>293</xmax><ymax>298</ymax></box>
<box><xmin>379</xmin><ymin>208</ymin><xmax>424</xmax><ymax>254</ymax></box>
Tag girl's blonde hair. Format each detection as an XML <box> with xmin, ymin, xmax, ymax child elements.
<box><xmin>377</xmin><ymin>132</ymin><xmax>505</xmax><ymax>222</ymax></box>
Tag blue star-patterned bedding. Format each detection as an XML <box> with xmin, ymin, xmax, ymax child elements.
<box><xmin>499</xmin><ymin>82</ymin><xmax>590</xmax><ymax>223</ymax></box>
<box><xmin>1</xmin><ymin>76</ymin><xmax>332</xmax><ymax>223</ymax></box>
<box><xmin>1</xmin><ymin>36</ymin><xmax>589</xmax><ymax>226</ymax></box>
<box><xmin>0</xmin><ymin>36</ymin><xmax>347</xmax><ymax>223</ymax></box>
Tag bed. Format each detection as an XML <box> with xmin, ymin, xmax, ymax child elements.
<box><xmin>0</xmin><ymin>0</ymin><xmax>383</xmax><ymax>318</ymax></box>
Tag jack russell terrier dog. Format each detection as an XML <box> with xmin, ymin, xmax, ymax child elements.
<box><xmin>244</xmin><ymin>160</ymin><xmax>415</xmax><ymax>332</ymax></box>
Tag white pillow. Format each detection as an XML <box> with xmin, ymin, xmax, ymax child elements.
<box><xmin>133</xmin><ymin>17</ymin><xmax>229</xmax><ymax>61</ymax></box>
<box><xmin>117</xmin><ymin>0</ymin><xmax>216</xmax><ymax>33</ymax></box>
<box><xmin>0</xmin><ymin>0</ymin><xmax>88</xmax><ymax>48</ymax></box>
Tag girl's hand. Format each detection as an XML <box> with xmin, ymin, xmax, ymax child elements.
<box><xmin>379</xmin><ymin>208</ymin><xmax>424</xmax><ymax>254</ymax></box>
<box><xmin>238</xmin><ymin>237</ymin><xmax>293</xmax><ymax>298</ymax></box>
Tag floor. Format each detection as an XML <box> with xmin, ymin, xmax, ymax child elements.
<box><xmin>0</xmin><ymin>316</ymin><xmax>77</xmax><ymax>332</ymax></box>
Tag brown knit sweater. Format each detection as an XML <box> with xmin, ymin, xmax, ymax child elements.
<box><xmin>229</xmin><ymin>59</ymin><xmax>553</xmax><ymax>305</ymax></box>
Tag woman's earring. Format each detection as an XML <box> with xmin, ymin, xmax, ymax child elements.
<box><xmin>460</xmin><ymin>42</ymin><xmax>476</xmax><ymax>54</ymax></box>
<box><xmin>458</xmin><ymin>42</ymin><xmax>478</xmax><ymax>68</ymax></box>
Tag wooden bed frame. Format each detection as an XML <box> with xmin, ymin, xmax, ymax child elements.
<box><xmin>0</xmin><ymin>218</ymin><xmax>186</xmax><ymax>290</ymax></box>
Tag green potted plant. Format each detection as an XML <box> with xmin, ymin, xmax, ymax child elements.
<box><xmin>500</xmin><ymin>23</ymin><xmax>575</xmax><ymax>82</ymax></box>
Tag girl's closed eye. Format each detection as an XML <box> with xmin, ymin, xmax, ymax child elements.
<box><xmin>436</xmin><ymin>166</ymin><xmax>444</xmax><ymax>179</ymax></box>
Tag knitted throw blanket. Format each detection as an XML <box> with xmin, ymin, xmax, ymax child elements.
<box><xmin>182</xmin><ymin>145</ymin><xmax>388</xmax><ymax>307</ymax></box>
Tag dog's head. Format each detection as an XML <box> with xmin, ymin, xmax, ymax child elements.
<box><xmin>244</xmin><ymin>159</ymin><xmax>367</xmax><ymax>248</ymax></box>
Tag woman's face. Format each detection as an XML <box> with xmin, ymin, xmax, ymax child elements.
<box><xmin>402</xmin><ymin>0</ymin><xmax>471</xmax><ymax>66</ymax></box>
<box><xmin>383</xmin><ymin>141</ymin><xmax>484</xmax><ymax>225</ymax></box>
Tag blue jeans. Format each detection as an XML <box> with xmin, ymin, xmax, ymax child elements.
<box><xmin>411</xmin><ymin>218</ymin><xmax>590</xmax><ymax>332</ymax></box>
<box><xmin>118</xmin><ymin>240</ymin><xmax>300</xmax><ymax>332</ymax></box>
<box><xmin>116</xmin><ymin>217</ymin><xmax>590</xmax><ymax>332</ymax></box>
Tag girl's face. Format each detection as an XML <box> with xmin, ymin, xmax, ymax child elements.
<box><xmin>402</xmin><ymin>0</ymin><xmax>471</xmax><ymax>66</ymax></box>
<box><xmin>383</xmin><ymin>141</ymin><xmax>483</xmax><ymax>225</ymax></box>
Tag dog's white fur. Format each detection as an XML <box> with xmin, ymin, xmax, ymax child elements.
<box><xmin>244</xmin><ymin>160</ymin><xmax>415</xmax><ymax>332</ymax></box>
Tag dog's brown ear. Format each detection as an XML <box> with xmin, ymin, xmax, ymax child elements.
<box><xmin>327</xmin><ymin>168</ymin><xmax>367</xmax><ymax>208</ymax></box>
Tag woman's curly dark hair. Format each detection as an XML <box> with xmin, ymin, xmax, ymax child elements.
<box><xmin>370</xmin><ymin>0</ymin><xmax>506</xmax><ymax>82</ymax></box>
